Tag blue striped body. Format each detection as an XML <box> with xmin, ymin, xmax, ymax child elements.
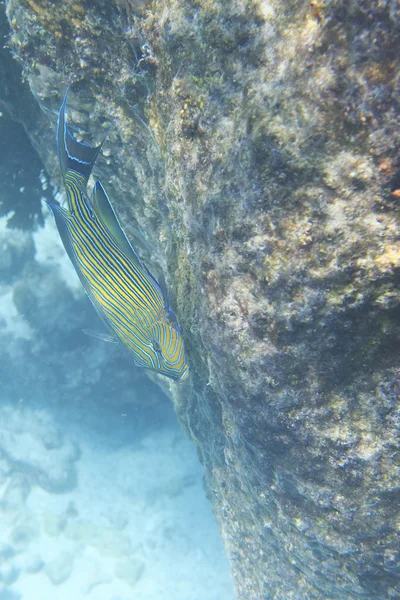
<box><xmin>47</xmin><ymin>91</ymin><xmax>189</xmax><ymax>382</ymax></box>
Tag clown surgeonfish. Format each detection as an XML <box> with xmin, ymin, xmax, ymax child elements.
<box><xmin>46</xmin><ymin>89</ymin><xmax>189</xmax><ymax>382</ymax></box>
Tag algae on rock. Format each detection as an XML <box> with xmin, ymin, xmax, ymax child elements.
<box><xmin>3</xmin><ymin>0</ymin><xmax>400</xmax><ymax>598</ymax></box>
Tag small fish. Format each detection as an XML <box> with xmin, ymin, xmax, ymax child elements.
<box><xmin>46</xmin><ymin>90</ymin><xmax>189</xmax><ymax>382</ymax></box>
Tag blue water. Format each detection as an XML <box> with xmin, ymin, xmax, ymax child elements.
<box><xmin>0</xmin><ymin>367</ymin><xmax>235</xmax><ymax>599</ymax></box>
<box><xmin>0</xmin><ymin>178</ymin><xmax>235</xmax><ymax>598</ymax></box>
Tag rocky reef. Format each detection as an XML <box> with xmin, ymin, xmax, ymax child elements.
<box><xmin>2</xmin><ymin>0</ymin><xmax>399</xmax><ymax>598</ymax></box>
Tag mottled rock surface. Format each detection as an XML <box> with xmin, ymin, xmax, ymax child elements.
<box><xmin>3</xmin><ymin>0</ymin><xmax>400</xmax><ymax>598</ymax></box>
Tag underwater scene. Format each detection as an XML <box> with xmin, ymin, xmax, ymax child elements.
<box><xmin>0</xmin><ymin>1</ymin><xmax>399</xmax><ymax>599</ymax></box>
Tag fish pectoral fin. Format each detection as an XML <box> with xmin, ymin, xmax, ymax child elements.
<box><xmin>82</xmin><ymin>328</ymin><xmax>119</xmax><ymax>344</ymax></box>
<box><xmin>92</xmin><ymin>180</ymin><xmax>143</xmax><ymax>268</ymax></box>
<box><xmin>142</xmin><ymin>264</ymin><xmax>181</xmax><ymax>332</ymax></box>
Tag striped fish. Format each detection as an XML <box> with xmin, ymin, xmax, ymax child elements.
<box><xmin>46</xmin><ymin>90</ymin><xmax>189</xmax><ymax>382</ymax></box>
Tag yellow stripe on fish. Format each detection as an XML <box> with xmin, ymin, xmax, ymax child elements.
<box><xmin>46</xmin><ymin>90</ymin><xmax>189</xmax><ymax>382</ymax></box>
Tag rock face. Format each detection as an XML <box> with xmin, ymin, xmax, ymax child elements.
<box><xmin>3</xmin><ymin>0</ymin><xmax>400</xmax><ymax>598</ymax></box>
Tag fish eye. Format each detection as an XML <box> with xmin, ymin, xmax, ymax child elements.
<box><xmin>152</xmin><ymin>340</ymin><xmax>162</xmax><ymax>354</ymax></box>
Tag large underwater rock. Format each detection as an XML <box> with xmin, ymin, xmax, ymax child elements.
<box><xmin>3</xmin><ymin>0</ymin><xmax>400</xmax><ymax>598</ymax></box>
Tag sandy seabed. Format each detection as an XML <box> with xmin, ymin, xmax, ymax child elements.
<box><xmin>0</xmin><ymin>398</ymin><xmax>235</xmax><ymax>600</ymax></box>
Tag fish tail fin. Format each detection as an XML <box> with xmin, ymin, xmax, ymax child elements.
<box><xmin>57</xmin><ymin>88</ymin><xmax>104</xmax><ymax>184</ymax></box>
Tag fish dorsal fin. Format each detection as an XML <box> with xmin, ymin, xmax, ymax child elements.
<box><xmin>143</xmin><ymin>262</ymin><xmax>163</xmax><ymax>296</ymax></box>
<box><xmin>143</xmin><ymin>264</ymin><xmax>181</xmax><ymax>333</ymax></box>
<box><xmin>93</xmin><ymin>180</ymin><xmax>143</xmax><ymax>268</ymax></box>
